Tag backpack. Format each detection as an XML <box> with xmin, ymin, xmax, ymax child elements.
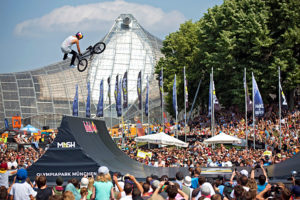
<box><xmin>53</xmin><ymin>186</ymin><xmax>64</xmax><ymax>196</ymax></box>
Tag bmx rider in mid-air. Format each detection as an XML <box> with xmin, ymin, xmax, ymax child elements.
<box><xmin>61</xmin><ymin>32</ymin><xmax>83</xmax><ymax>68</ymax></box>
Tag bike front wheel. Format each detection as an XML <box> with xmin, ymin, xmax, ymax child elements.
<box><xmin>77</xmin><ymin>58</ymin><xmax>88</xmax><ymax>72</ymax></box>
<box><xmin>93</xmin><ymin>42</ymin><xmax>106</xmax><ymax>54</ymax></box>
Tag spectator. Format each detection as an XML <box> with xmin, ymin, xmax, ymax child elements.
<box><xmin>49</xmin><ymin>195</ymin><xmax>63</xmax><ymax>200</ymax></box>
<box><xmin>80</xmin><ymin>187</ymin><xmax>88</xmax><ymax>200</ymax></box>
<box><xmin>166</xmin><ymin>183</ymin><xmax>188</xmax><ymax>200</ymax></box>
<box><xmin>175</xmin><ymin>171</ymin><xmax>184</xmax><ymax>189</ymax></box>
<box><xmin>0</xmin><ymin>186</ymin><xmax>8</xmax><ymax>200</ymax></box>
<box><xmin>291</xmin><ymin>178</ymin><xmax>300</xmax><ymax>199</ymax></box>
<box><xmin>63</xmin><ymin>191</ymin><xmax>75</xmax><ymax>200</ymax></box>
<box><xmin>0</xmin><ymin>163</ymin><xmax>17</xmax><ymax>189</ymax></box>
<box><xmin>9</xmin><ymin>168</ymin><xmax>37</xmax><ymax>200</ymax></box>
<box><xmin>52</xmin><ymin>176</ymin><xmax>64</xmax><ymax>196</ymax></box>
<box><xmin>92</xmin><ymin>166</ymin><xmax>113</xmax><ymax>200</ymax></box>
<box><xmin>250</xmin><ymin>164</ymin><xmax>268</xmax><ymax>194</ymax></box>
<box><xmin>65</xmin><ymin>178</ymin><xmax>81</xmax><ymax>200</ymax></box>
<box><xmin>191</xmin><ymin>167</ymin><xmax>201</xmax><ymax>189</ymax></box>
<box><xmin>182</xmin><ymin>176</ymin><xmax>193</xmax><ymax>200</ymax></box>
<box><xmin>36</xmin><ymin>175</ymin><xmax>52</xmax><ymax>200</ymax></box>
<box><xmin>141</xmin><ymin>183</ymin><xmax>151</xmax><ymax>199</ymax></box>
<box><xmin>120</xmin><ymin>183</ymin><xmax>133</xmax><ymax>200</ymax></box>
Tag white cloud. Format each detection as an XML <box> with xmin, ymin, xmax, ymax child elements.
<box><xmin>14</xmin><ymin>0</ymin><xmax>186</xmax><ymax>37</ymax></box>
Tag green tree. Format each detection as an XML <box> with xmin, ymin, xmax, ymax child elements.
<box><xmin>156</xmin><ymin>0</ymin><xmax>300</xmax><ymax>116</ymax></box>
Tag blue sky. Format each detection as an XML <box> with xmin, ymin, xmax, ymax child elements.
<box><xmin>0</xmin><ymin>0</ymin><xmax>222</xmax><ymax>73</ymax></box>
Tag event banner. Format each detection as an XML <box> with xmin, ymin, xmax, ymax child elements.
<box><xmin>158</xmin><ymin>70</ymin><xmax>163</xmax><ymax>107</ymax></box>
<box><xmin>145</xmin><ymin>76</ymin><xmax>149</xmax><ymax>117</ymax></box>
<box><xmin>72</xmin><ymin>84</ymin><xmax>78</xmax><ymax>116</ymax></box>
<box><xmin>86</xmin><ymin>82</ymin><xmax>91</xmax><ymax>118</ymax></box>
<box><xmin>114</xmin><ymin>75</ymin><xmax>119</xmax><ymax>109</ymax></box>
<box><xmin>137</xmin><ymin>71</ymin><xmax>142</xmax><ymax>110</ymax></box>
<box><xmin>252</xmin><ymin>74</ymin><xmax>264</xmax><ymax>117</ymax></box>
<box><xmin>208</xmin><ymin>76</ymin><xmax>220</xmax><ymax>116</ymax></box>
<box><xmin>137</xmin><ymin>150</ymin><xmax>152</xmax><ymax>159</ymax></box>
<box><xmin>122</xmin><ymin>71</ymin><xmax>128</xmax><ymax>109</ymax></box>
<box><xmin>107</xmin><ymin>77</ymin><xmax>111</xmax><ymax>107</ymax></box>
<box><xmin>184</xmin><ymin>67</ymin><xmax>188</xmax><ymax>108</ymax></box>
<box><xmin>96</xmin><ymin>80</ymin><xmax>104</xmax><ymax>117</ymax></box>
<box><xmin>116</xmin><ymin>79</ymin><xmax>122</xmax><ymax>117</ymax></box>
<box><xmin>280</xmin><ymin>82</ymin><xmax>288</xmax><ymax>109</ymax></box>
<box><xmin>172</xmin><ymin>75</ymin><xmax>177</xmax><ymax>117</ymax></box>
<box><xmin>243</xmin><ymin>72</ymin><xmax>253</xmax><ymax>112</ymax></box>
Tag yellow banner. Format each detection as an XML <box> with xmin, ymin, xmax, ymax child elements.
<box><xmin>137</xmin><ymin>150</ymin><xmax>152</xmax><ymax>159</ymax></box>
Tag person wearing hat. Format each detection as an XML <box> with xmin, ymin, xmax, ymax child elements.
<box><xmin>78</xmin><ymin>176</ymin><xmax>93</xmax><ymax>200</ymax></box>
<box><xmin>0</xmin><ymin>163</ymin><xmax>17</xmax><ymax>189</ymax></box>
<box><xmin>182</xmin><ymin>176</ymin><xmax>193</xmax><ymax>200</ymax></box>
<box><xmin>91</xmin><ymin>166</ymin><xmax>113</xmax><ymax>200</ymax></box>
<box><xmin>9</xmin><ymin>168</ymin><xmax>37</xmax><ymax>200</ymax></box>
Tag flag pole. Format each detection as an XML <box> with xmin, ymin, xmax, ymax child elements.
<box><xmin>279</xmin><ymin>66</ymin><xmax>282</xmax><ymax>149</ymax></box>
<box><xmin>162</xmin><ymin>68</ymin><xmax>164</xmax><ymax>133</ymax></box>
<box><xmin>245</xmin><ymin>68</ymin><xmax>248</xmax><ymax>150</ymax></box>
<box><xmin>147</xmin><ymin>76</ymin><xmax>150</xmax><ymax>149</ymax></box>
<box><xmin>184</xmin><ymin>66</ymin><xmax>187</xmax><ymax>143</ymax></box>
<box><xmin>252</xmin><ymin>72</ymin><xmax>255</xmax><ymax>150</ymax></box>
<box><xmin>141</xmin><ymin>71</ymin><xmax>144</xmax><ymax>131</ymax></box>
<box><xmin>110</xmin><ymin>76</ymin><xmax>112</xmax><ymax>136</ymax></box>
<box><xmin>211</xmin><ymin>68</ymin><xmax>215</xmax><ymax>149</ymax></box>
<box><xmin>175</xmin><ymin>74</ymin><xmax>178</xmax><ymax>139</ymax></box>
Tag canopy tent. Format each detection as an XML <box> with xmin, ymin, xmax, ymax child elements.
<box><xmin>135</xmin><ymin>132</ymin><xmax>188</xmax><ymax>147</ymax></box>
<box><xmin>20</xmin><ymin>125</ymin><xmax>40</xmax><ymax>133</ymax></box>
<box><xmin>203</xmin><ymin>132</ymin><xmax>241</xmax><ymax>144</ymax></box>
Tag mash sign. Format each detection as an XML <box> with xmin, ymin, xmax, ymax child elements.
<box><xmin>57</xmin><ymin>142</ymin><xmax>76</xmax><ymax>148</ymax></box>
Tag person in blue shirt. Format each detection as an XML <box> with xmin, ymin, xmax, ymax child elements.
<box><xmin>250</xmin><ymin>163</ymin><xmax>268</xmax><ymax>194</ymax></box>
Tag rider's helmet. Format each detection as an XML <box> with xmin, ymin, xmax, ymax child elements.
<box><xmin>76</xmin><ymin>32</ymin><xmax>83</xmax><ymax>40</ymax></box>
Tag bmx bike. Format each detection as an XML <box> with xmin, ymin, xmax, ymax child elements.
<box><xmin>75</xmin><ymin>42</ymin><xmax>106</xmax><ymax>72</ymax></box>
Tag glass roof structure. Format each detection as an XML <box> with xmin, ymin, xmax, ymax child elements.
<box><xmin>0</xmin><ymin>14</ymin><xmax>163</xmax><ymax>129</ymax></box>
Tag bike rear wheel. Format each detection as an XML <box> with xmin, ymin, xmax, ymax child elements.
<box><xmin>77</xmin><ymin>58</ymin><xmax>88</xmax><ymax>72</ymax></box>
<box><xmin>93</xmin><ymin>42</ymin><xmax>106</xmax><ymax>54</ymax></box>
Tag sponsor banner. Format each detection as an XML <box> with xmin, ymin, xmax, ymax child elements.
<box><xmin>83</xmin><ymin>121</ymin><xmax>98</xmax><ymax>133</ymax></box>
<box><xmin>57</xmin><ymin>142</ymin><xmax>76</xmax><ymax>148</ymax></box>
<box><xmin>137</xmin><ymin>150</ymin><xmax>152</xmax><ymax>159</ymax></box>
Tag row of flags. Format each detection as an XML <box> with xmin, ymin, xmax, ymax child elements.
<box><xmin>72</xmin><ymin>70</ymin><xmax>150</xmax><ymax>118</ymax></box>
<box><xmin>73</xmin><ymin>68</ymin><xmax>288</xmax><ymax>119</ymax></box>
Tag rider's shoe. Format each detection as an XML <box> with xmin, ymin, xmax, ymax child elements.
<box><xmin>70</xmin><ymin>64</ymin><xmax>76</xmax><ymax>68</ymax></box>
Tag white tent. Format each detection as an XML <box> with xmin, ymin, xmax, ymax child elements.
<box><xmin>135</xmin><ymin>132</ymin><xmax>188</xmax><ymax>147</ymax></box>
<box><xmin>203</xmin><ymin>132</ymin><xmax>241</xmax><ymax>144</ymax></box>
<box><xmin>20</xmin><ymin>124</ymin><xmax>40</xmax><ymax>133</ymax></box>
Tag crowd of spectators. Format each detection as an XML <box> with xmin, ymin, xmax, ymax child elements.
<box><xmin>122</xmin><ymin>107</ymin><xmax>299</xmax><ymax>168</ymax></box>
<box><xmin>1</xmin><ymin>165</ymin><xmax>299</xmax><ymax>200</ymax></box>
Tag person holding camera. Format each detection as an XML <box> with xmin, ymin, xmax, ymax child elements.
<box><xmin>250</xmin><ymin>163</ymin><xmax>268</xmax><ymax>194</ymax></box>
<box><xmin>256</xmin><ymin>182</ymin><xmax>292</xmax><ymax>200</ymax></box>
<box><xmin>291</xmin><ymin>177</ymin><xmax>300</xmax><ymax>199</ymax></box>
<box><xmin>114</xmin><ymin>174</ymin><xmax>143</xmax><ymax>200</ymax></box>
<box><xmin>152</xmin><ymin>181</ymin><xmax>188</xmax><ymax>200</ymax></box>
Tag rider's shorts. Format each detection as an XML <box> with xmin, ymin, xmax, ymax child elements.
<box><xmin>61</xmin><ymin>46</ymin><xmax>72</xmax><ymax>54</ymax></box>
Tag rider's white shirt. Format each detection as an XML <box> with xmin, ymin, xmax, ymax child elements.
<box><xmin>61</xmin><ymin>36</ymin><xmax>76</xmax><ymax>53</ymax></box>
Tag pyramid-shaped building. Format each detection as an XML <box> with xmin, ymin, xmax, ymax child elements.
<box><xmin>0</xmin><ymin>14</ymin><xmax>163</xmax><ymax>129</ymax></box>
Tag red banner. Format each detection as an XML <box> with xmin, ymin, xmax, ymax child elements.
<box><xmin>136</xmin><ymin>120</ymin><xmax>144</xmax><ymax>136</ymax></box>
<box><xmin>12</xmin><ymin>116</ymin><xmax>21</xmax><ymax>129</ymax></box>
